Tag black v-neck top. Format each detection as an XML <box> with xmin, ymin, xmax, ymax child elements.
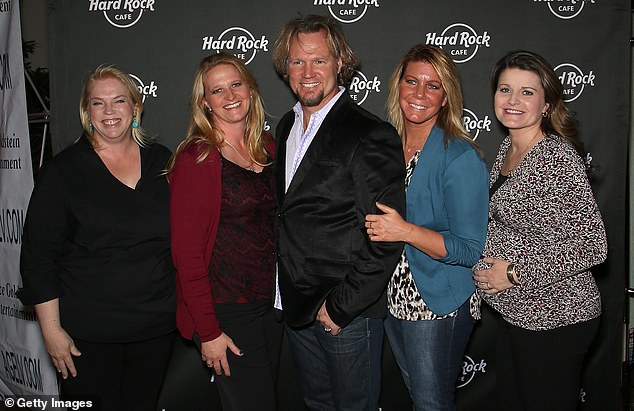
<box><xmin>19</xmin><ymin>135</ymin><xmax>176</xmax><ymax>343</ymax></box>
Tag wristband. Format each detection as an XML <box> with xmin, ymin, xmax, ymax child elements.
<box><xmin>506</xmin><ymin>263</ymin><xmax>520</xmax><ymax>286</ymax></box>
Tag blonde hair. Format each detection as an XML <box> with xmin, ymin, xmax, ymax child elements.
<box><xmin>272</xmin><ymin>14</ymin><xmax>359</xmax><ymax>86</ymax></box>
<box><xmin>387</xmin><ymin>44</ymin><xmax>480</xmax><ymax>154</ymax></box>
<box><xmin>79</xmin><ymin>65</ymin><xmax>149</xmax><ymax>147</ymax></box>
<box><xmin>167</xmin><ymin>53</ymin><xmax>268</xmax><ymax>173</ymax></box>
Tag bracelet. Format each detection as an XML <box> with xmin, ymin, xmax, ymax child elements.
<box><xmin>506</xmin><ymin>263</ymin><xmax>520</xmax><ymax>286</ymax></box>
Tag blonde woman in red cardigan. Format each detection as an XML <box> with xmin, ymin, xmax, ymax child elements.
<box><xmin>168</xmin><ymin>53</ymin><xmax>280</xmax><ymax>411</ymax></box>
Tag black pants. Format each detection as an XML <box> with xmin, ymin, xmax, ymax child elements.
<box><xmin>494</xmin><ymin>312</ymin><xmax>599</xmax><ymax>411</ymax></box>
<box><xmin>199</xmin><ymin>301</ymin><xmax>283</xmax><ymax>411</ymax></box>
<box><xmin>61</xmin><ymin>332</ymin><xmax>175</xmax><ymax>411</ymax></box>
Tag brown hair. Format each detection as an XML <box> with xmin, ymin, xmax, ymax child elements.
<box><xmin>491</xmin><ymin>50</ymin><xmax>584</xmax><ymax>160</ymax></box>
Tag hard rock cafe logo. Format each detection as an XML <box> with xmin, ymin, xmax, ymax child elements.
<box><xmin>425</xmin><ymin>23</ymin><xmax>491</xmax><ymax>64</ymax></box>
<box><xmin>534</xmin><ymin>0</ymin><xmax>595</xmax><ymax>20</ymax></box>
<box><xmin>462</xmin><ymin>108</ymin><xmax>492</xmax><ymax>141</ymax></box>
<box><xmin>313</xmin><ymin>0</ymin><xmax>380</xmax><ymax>24</ymax></box>
<box><xmin>456</xmin><ymin>355</ymin><xmax>487</xmax><ymax>388</ymax></box>
<box><xmin>554</xmin><ymin>62</ymin><xmax>595</xmax><ymax>102</ymax></box>
<box><xmin>129</xmin><ymin>74</ymin><xmax>158</xmax><ymax>103</ymax></box>
<box><xmin>201</xmin><ymin>27</ymin><xmax>269</xmax><ymax>65</ymax></box>
<box><xmin>88</xmin><ymin>0</ymin><xmax>155</xmax><ymax>29</ymax></box>
<box><xmin>347</xmin><ymin>70</ymin><xmax>381</xmax><ymax>105</ymax></box>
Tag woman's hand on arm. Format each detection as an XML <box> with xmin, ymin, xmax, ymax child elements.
<box><xmin>365</xmin><ymin>202</ymin><xmax>447</xmax><ymax>259</ymax></box>
<box><xmin>34</xmin><ymin>299</ymin><xmax>81</xmax><ymax>379</ymax></box>
<box><xmin>201</xmin><ymin>333</ymin><xmax>242</xmax><ymax>376</ymax></box>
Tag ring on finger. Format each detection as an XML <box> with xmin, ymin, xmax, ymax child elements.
<box><xmin>324</xmin><ymin>327</ymin><xmax>332</xmax><ymax>332</ymax></box>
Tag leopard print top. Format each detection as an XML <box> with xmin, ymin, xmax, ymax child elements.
<box><xmin>475</xmin><ymin>135</ymin><xmax>607</xmax><ymax>330</ymax></box>
<box><xmin>388</xmin><ymin>150</ymin><xmax>479</xmax><ymax>321</ymax></box>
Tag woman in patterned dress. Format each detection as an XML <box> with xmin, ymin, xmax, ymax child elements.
<box><xmin>472</xmin><ymin>50</ymin><xmax>607</xmax><ymax>411</ymax></box>
<box><xmin>364</xmin><ymin>44</ymin><xmax>489</xmax><ymax>410</ymax></box>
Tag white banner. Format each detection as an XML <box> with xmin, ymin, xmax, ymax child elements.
<box><xmin>0</xmin><ymin>0</ymin><xmax>57</xmax><ymax>399</ymax></box>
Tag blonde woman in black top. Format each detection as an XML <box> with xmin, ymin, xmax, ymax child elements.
<box><xmin>19</xmin><ymin>65</ymin><xmax>175</xmax><ymax>411</ymax></box>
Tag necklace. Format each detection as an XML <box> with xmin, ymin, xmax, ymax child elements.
<box><xmin>223</xmin><ymin>139</ymin><xmax>255</xmax><ymax>172</ymax></box>
<box><xmin>503</xmin><ymin>130</ymin><xmax>544</xmax><ymax>174</ymax></box>
<box><xmin>405</xmin><ymin>135</ymin><xmax>428</xmax><ymax>154</ymax></box>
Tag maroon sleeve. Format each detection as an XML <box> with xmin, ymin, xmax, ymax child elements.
<box><xmin>170</xmin><ymin>144</ymin><xmax>222</xmax><ymax>342</ymax></box>
<box><xmin>263</xmin><ymin>132</ymin><xmax>276</xmax><ymax>160</ymax></box>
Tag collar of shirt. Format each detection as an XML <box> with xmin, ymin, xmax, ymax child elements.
<box><xmin>291</xmin><ymin>86</ymin><xmax>346</xmax><ymax>128</ymax></box>
<box><xmin>285</xmin><ymin>87</ymin><xmax>346</xmax><ymax>191</ymax></box>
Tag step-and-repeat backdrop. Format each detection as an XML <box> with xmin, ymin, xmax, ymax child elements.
<box><xmin>0</xmin><ymin>0</ymin><xmax>58</xmax><ymax>404</ymax></box>
<box><xmin>43</xmin><ymin>1</ymin><xmax>628</xmax><ymax>410</ymax></box>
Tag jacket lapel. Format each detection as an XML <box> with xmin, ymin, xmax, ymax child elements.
<box><xmin>407</xmin><ymin>125</ymin><xmax>443</xmax><ymax>202</ymax></box>
<box><xmin>283</xmin><ymin>95</ymin><xmax>351</xmax><ymax>200</ymax></box>
<box><xmin>275</xmin><ymin>113</ymin><xmax>293</xmax><ymax>206</ymax></box>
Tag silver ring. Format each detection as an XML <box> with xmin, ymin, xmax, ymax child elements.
<box><xmin>324</xmin><ymin>327</ymin><xmax>332</xmax><ymax>332</ymax></box>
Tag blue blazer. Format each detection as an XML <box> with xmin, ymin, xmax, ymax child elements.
<box><xmin>405</xmin><ymin>125</ymin><xmax>489</xmax><ymax>315</ymax></box>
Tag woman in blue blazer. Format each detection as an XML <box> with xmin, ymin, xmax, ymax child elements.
<box><xmin>365</xmin><ymin>44</ymin><xmax>488</xmax><ymax>410</ymax></box>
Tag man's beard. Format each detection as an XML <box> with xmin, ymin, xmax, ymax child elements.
<box><xmin>298</xmin><ymin>89</ymin><xmax>325</xmax><ymax>107</ymax></box>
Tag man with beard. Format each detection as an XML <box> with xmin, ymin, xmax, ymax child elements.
<box><xmin>272</xmin><ymin>14</ymin><xmax>405</xmax><ymax>411</ymax></box>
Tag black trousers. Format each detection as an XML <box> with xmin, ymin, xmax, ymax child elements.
<box><xmin>61</xmin><ymin>332</ymin><xmax>175</xmax><ymax>411</ymax></box>
<box><xmin>200</xmin><ymin>301</ymin><xmax>283</xmax><ymax>411</ymax></box>
<box><xmin>494</xmin><ymin>311</ymin><xmax>600</xmax><ymax>411</ymax></box>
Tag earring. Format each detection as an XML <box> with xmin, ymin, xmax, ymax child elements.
<box><xmin>132</xmin><ymin>117</ymin><xmax>139</xmax><ymax>129</ymax></box>
<box><xmin>205</xmin><ymin>106</ymin><xmax>213</xmax><ymax>113</ymax></box>
<box><xmin>89</xmin><ymin>121</ymin><xmax>93</xmax><ymax>133</ymax></box>
<box><xmin>542</xmin><ymin>111</ymin><xmax>547</xmax><ymax>118</ymax></box>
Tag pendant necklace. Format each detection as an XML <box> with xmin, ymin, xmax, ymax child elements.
<box><xmin>406</xmin><ymin>135</ymin><xmax>428</xmax><ymax>154</ymax></box>
<box><xmin>223</xmin><ymin>139</ymin><xmax>255</xmax><ymax>172</ymax></box>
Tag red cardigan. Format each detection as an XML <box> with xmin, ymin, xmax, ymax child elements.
<box><xmin>170</xmin><ymin>134</ymin><xmax>275</xmax><ymax>342</ymax></box>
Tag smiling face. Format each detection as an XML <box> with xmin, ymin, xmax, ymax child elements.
<box><xmin>287</xmin><ymin>30</ymin><xmax>343</xmax><ymax>116</ymax></box>
<box><xmin>494</xmin><ymin>68</ymin><xmax>549</xmax><ymax>136</ymax></box>
<box><xmin>202</xmin><ymin>63</ymin><xmax>252</xmax><ymax>129</ymax></box>
<box><xmin>398</xmin><ymin>60</ymin><xmax>447</xmax><ymax>133</ymax></box>
<box><xmin>88</xmin><ymin>77</ymin><xmax>137</xmax><ymax>145</ymax></box>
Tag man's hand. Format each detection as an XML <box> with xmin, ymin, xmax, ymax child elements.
<box><xmin>316</xmin><ymin>302</ymin><xmax>342</xmax><ymax>336</ymax></box>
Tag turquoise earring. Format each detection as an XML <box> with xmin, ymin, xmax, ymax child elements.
<box><xmin>89</xmin><ymin>121</ymin><xmax>93</xmax><ymax>133</ymax></box>
<box><xmin>132</xmin><ymin>116</ymin><xmax>139</xmax><ymax>129</ymax></box>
